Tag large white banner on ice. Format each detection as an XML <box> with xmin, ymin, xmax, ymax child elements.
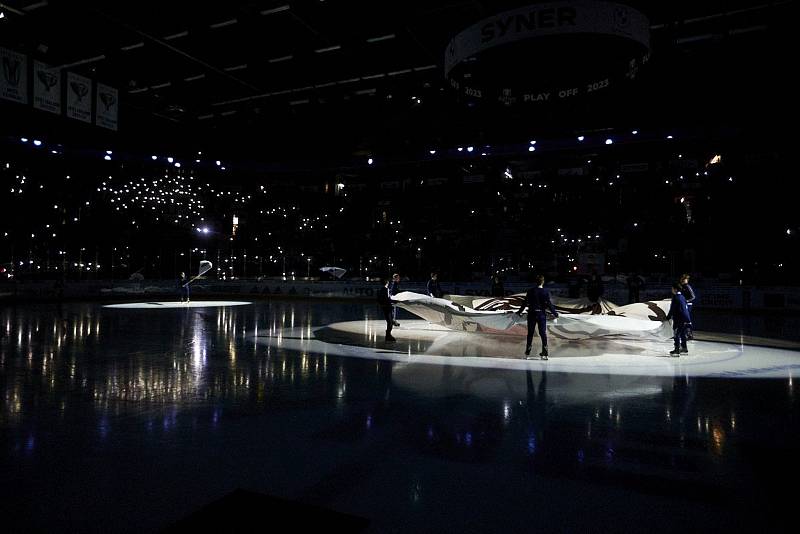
<box><xmin>1</xmin><ymin>47</ymin><xmax>29</xmax><ymax>104</ymax></box>
<box><xmin>66</xmin><ymin>72</ymin><xmax>92</xmax><ymax>123</ymax></box>
<box><xmin>33</xmin><ymin>61</ymin><xmax>62</xmax><ymax>114</ymax></box>
<box><xmin>95</xmin><ymin>83</ymin><xmax>118</xmax><ymax>130</ymax></box>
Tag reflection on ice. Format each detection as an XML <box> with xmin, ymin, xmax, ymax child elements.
<box><xmin>260</xmin><ymin>319</ymin><xmax>800</xmax><ymax>378</ymax></box>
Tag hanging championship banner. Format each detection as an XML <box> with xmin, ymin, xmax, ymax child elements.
<box><xmin>1</xmin><ymin>47</ymin><xmax>29</xmax><ymax>104</ymax></box>
<box><xmin>33</xmin><ymin>61</ymin><xmax>62</xmax><ymax>114</ymax></box>
<box><xmin>95</xmin><ymin>83</ymin><xmax>118</xmax><ymax>130</ymax></box>
<box><xmin>66</xmin><ymin>72</ymin><xmax>92</xmax><ymax>123</ymax></box>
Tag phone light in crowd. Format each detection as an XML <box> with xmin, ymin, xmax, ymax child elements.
<box><xmin>20</xmin><ymin>137</ymin><xmax>28</xmax><ymax>143</ymax></box>
<box><xmin>577</xmin><ymin>136</ymin><xmax>584</xmax><ymax>141</ymax></box>
<box><xmin>605</xmin><ymin>138</ymin><xmax>613</xmax><ymax>145</ymax></box>
<box><xmin>666</xmin><ymin>135</ymin><xmax>673</xmax><ymax>139</ymax></box>
<box><xmin>788</xmin><ymin>229</ymin><xmax>793</xmax><ymax>235</ymax></box>
<box><xmin>467</xmin><ymin>146</ymin><xmax>474</xmax><ymax>152</ymax></box>
<box><xmin>33</xmin><ymin>140</ymin><xmax>42</xmax><ymax>146</ymax></box>
<box><xmin>367</xmin><ymin>157</ymin><xmax>373</xmax><ymax>165</ymax></box>
<box><xmin>106</xmin><ymin>150</ymin><xmax>112</xmax><ymax>155</ymax></box>
<box><xmin>104</xmin><ymin>155</ymin><xmax>111</xmax><ymax>161</ymax></box>
<box><xmin>167</xmin><ymin>157</ymin><xmax>174</xmax><ymax>163</ymax></box>
<box><xmin>216</xmin><ymin>160</ymin><xmax>221</xmax><ymax>166</ymax></box>
<box><xmin>174</xmin><ymin>162</ymin><xmax>181</xmax><ymax>168</ymax></box>
<box><xmin>632</xmin><ymin>130</ymin><xmax>638</xmax><ymax>135</ymax></box>
<box><xmin>529</xmin><ymin>140</ymin><xmax>537</xmax><ymax>145</ymax></box>
<box><xmin>151</xmin><ymin>155</ymin><xmax>157</xmax><ymax>160</ymax></box>
<box><xmin>457</xmin><ymin>147</ymin><xmax>463</xmax><ymax>152</ymax></box>
<box><xmin>429</xmin><ymin>150</ymin><xmax>436</xmax><ymax>155</ymax></box>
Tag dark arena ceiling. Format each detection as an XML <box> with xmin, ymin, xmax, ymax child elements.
<box><xmin>0</xmin><ymin>0</ymin><xmax>794</xmax><ymax>160</ymax></box>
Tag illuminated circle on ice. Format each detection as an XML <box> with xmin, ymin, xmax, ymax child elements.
<box><xmin>103</xmin><ymin>301</ymin><xmax>252</xmax><ymax>309</ymax></box>
<box><xmin>252</xmin><ymin>320</ymin><xmax>800</xmax><ymax>379</ymax></box>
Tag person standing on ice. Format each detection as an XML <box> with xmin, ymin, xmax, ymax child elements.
<box><xmin>517</xmin><ymin>275</ymin><xmax>558</xmax><ymax>360</ymax></box>
<box><xmin>427</xmin><ymin>272</ymin><xmax>443</xmax><ymax>298</ymax></box>
<box><xmin>679</xmin><ymin>273</ymin><xmax>696</xmax><ymax>340</ymax></box>
<box><xmin>388</xmin><ymin>273</ymin><xmax>401</xmax><ymax>326</ymax></box>
<box><xmin>377</xmin><ymin>278</ymin><xmax>397</xmax><ymax>342</ymax></box>
<box><xmin>177</xmin><ymin>272</ymin><xmax>190</xmax><ymax>303</ymax></box>
<box><xmin>666</xmin><ymin>282</ymin><xmax>691</xmax><ymax>356</ymax></box>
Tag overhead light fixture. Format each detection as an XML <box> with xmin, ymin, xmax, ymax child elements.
<box><xmin>261</xmin><ymin>5</ymin><xmax>290</xmax><ymax>16</ymax></box>
<box><xmin>315</xmin><ymin>45</ymin><xmax>341</xmax><ymax>53</ymax></box>
<box><xmin>366</xmin><ymin>34</ymin><xmax>395</xmax><ymax>43</ymax></box>
<box><xmin>268</xmin><ymin>55</ymin><xmax>293</xmax><ymax>63</ymax></box>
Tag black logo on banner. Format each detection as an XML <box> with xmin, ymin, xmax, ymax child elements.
<box><xmin>3</xmin><ymin>57</ymin><xmax>21</xmax><ymax>86</ymax></box>
<box><xmin>99</xmin><ymin>91</ymin><xmax>116</xmax><ymax>111</ymax></box>
<box><xmin>37</xmin><ymin>70</ymin><xmax>58</xmax><ymax>91</ymax></box>
<box><xmin>70</xmin><ymin>81</ymin><xmax>88</xmax><ymax>101</ymax></box>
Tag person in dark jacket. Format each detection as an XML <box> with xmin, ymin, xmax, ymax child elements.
<box><xmin>177</xmin><ymin>272</ymin><xmax>190</xmax><ymax>303</ymax></box>
<box><xmin>586</xmin><ymin>271</ymin><xmax>604</xmax><ymax>304</ymax></box>
<box><xmin>666</xmin><ymin>282</ymin><xmax>691</xmax><ymax>355</ymax></box>
<box><xmin>377</xmin><ymin>279</ymin><xmax>396</xmax><ymax>342</ymax></box>
<box><xmin>680</xmin><ymin>273</ymin><xmax>696</xmax><ymax>340</ymax></box>
<box><xmin>626</xmin><ymin>272</ymin><xmax>643</xmax><ymax>303</ymax></box>
<box><xmin>388</xmin><ymin>273</ymin><xmax>401</xmax><ymax>326</ymax></box>
<box><xmin>490</xmin><ymin>273</ymin><xmax>504</xmax><ymax>297</ymax></box>
<box><xmin>517</xmin><ymin>275</ymin><xmax>559</xmax><ymax>360</ymax></box>
<box><xmin>427</xmin><ymin>272</ymin><xmax>443</xmax><ymax>298</ymax></box>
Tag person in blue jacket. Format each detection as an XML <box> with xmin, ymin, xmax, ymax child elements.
<box><xmin>517</xmin><ymin>275</ymin><xmax>559</xmax><ymax>360</ymax></box>
<box><xmin>666</xmin><ymin>282</ymin><xmax>691</xmax><ymax>355</ymax></box>
<box><xmin>680</xmin><ymin>273</ymin><xmax>696</xmax><ymax>340</ymax></box>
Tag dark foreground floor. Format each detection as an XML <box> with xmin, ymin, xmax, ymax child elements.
<box><xmin>1</xmin><ymin>300</ymin><xmax>798</xmax><ymax>532</ymax></box>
